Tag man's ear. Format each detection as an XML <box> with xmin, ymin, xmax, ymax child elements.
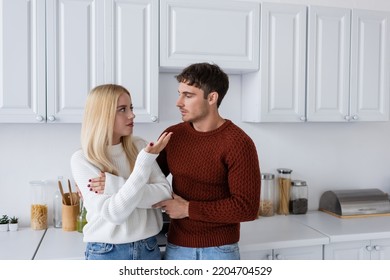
<box><xmin>208</xmin><ymin>91</ymin><xmax>218</xmax><ymax>105</ymax></box>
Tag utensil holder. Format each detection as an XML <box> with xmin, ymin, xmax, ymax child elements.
<box><xmin>62</xmin><ymin>193</ymin><xmax>80</xmax><ymax>231</ymax></box>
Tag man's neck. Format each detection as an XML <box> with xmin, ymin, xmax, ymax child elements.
<box><xmin>192</xmin><ymin>115</ymin><xmax>226</xmax><ymax>132</ymax></box>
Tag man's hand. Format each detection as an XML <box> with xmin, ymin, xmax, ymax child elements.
<box><xmin>153</xmin><ymin>193</ymin><xmax>189</xmax><ymax>219</ymax></box>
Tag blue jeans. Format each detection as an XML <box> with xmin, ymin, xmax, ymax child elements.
<box><xmin>85</xmin><ymin>236</ymin><xmax>161</xmax><ymax>260</ymax></box>
<box><xmin>164</xmin><ymin>242</ymin><xmax>240</xmax><ymax>260</ymax></box>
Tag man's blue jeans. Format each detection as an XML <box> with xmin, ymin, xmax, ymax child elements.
<box><xmin>163</xmin><ymin>242</ymin><xmax>240</xmax><ymax>260</ymax></box>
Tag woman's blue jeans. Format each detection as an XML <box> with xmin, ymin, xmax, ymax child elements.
<box><xmin>85</xmin><ymin>236</ymin><xmax>161</xmax><ymax>260</ymax></box>
<box><xmin>163</xmin><ymin>242</ymin><xmax>240</xmax><ymax>260</ymax></box>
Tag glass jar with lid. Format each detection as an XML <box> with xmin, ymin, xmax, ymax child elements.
<box><xmin>289</xmin><ymin>180</ymin><xmax>308</xmax><ymax>214</ymax></box>
<box><xmin>258</xmin><ymin>173</ymin><xmax>275</xmax><ymax>217</ymax></box>
<box><xmin>276</xmin><ymin>168</ymin><xmax>293</xmax><ymax>215</ymax></box>
<box><xmin>30</xmin><ymin>180</ymin><xmax>48</xmax><ymax>230</ymax></box>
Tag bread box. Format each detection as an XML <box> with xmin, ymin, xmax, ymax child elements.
<box><xmin>319</xmin><ymin>188</ymin><xmax>390</xmax><ymax>218</ymax></box>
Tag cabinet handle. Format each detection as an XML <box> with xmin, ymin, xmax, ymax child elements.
<box><xmin>275</xmin><ymin>254</ymin><xmax>283</xmax><ymax>260</ymax></box>
<box><xmin>352</xmin><ymin>115</ymin><xmax>359</xmax><ymax>120</ymax></box>
<box><xmin>267</xmin><ymin>255</ymin><xmax>272</xmax><ymax>260</ymax></box>
<box><xmin>151</xmin><ymin>116</ymin><xmax>158</xmax><ymax>122</ymax></box>
<box><xmin>299</xmin><ymin>116</ymin><xmax>306</xmax><ymax>121</ymax></box>
<box><xmin>344</xmin><ymin>115</ymin><xmax>351</xmax><ymax>121</ymax></box>
<box><xmin>35</xmin><ymin>115</ymin><xmax>44</xmax><ymax>122</ymax></box>
<box><xmin>47</xmin><ymin>115</ymin><xmax>56</xmax><ymax>122</ymax></box>
<box><xmin>366</xmin><ymin>245</ymin><xmax>372</xmax><ymax>251</ymax></box>
<box><xmin>374</xmin><ymin>245</ymin><xmax>381</xmax><ymax>251</ymax></box>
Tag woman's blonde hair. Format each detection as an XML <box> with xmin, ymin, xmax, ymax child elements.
<box><xmin>81</xmin><ymin>84</ymin><xmax>138</xmax><ymax>175</ymax></box>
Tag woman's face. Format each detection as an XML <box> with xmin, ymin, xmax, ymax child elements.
<box><xmin>113</xmin><ymin>93</ymin><xmax>135</xmax><ymax>145</ymax></box>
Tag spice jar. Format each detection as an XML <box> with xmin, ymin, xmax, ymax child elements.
<box><xmin>258</xmin><ymin>173</ymin><xmax>275</xmax><ymax>217</ymax></box>
<box><xmin>277</xmin><ymin>168</ymin><xmax>293</xmax><ymax>215</ymax></box>
<box><xmin>289</xmin><ymin>180</ymin><xmax>308</xmax><ymax>214</ymax></box>
<box><xmin>30</xmin><ymin>180</ymin><xmax>48</xmax><ymax>230</ymax></box>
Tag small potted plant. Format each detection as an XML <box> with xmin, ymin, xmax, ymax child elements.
<box><xmin>9</xmin><ymin>216</ymin><xmax>19</xmax><ymax>231</ymax></box>
<box><xmin>0</xmin><ymin>215</ymin><xmax>9</xmax><ymax>232</ymax></box>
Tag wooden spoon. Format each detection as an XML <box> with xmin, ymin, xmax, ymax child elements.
<box><xmin>68</xmin><ymin>179</ymin><xmax>74</xmax><ymax>206</ymax></box>
<box><xmin>58</xmin><ymin>180</ymin><xmax>67</xmax><ymax>205</ymax></box>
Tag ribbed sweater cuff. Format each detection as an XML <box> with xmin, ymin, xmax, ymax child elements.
<box><xmin>135</xmin><ymin>149</ymin><xmax>158</xmax><ymax>166</ymax></box>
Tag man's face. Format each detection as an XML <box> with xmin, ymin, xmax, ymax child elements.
<box><xmin>176</xmin><ymin>82</ymin><xmax>210</xmax><ymax>123</ymax></box>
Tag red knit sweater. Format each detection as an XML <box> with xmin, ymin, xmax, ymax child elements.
<box><xmin>157</xmin><ymin>120</ymin><xmax>261</xmax><ymax>248</ymax></box>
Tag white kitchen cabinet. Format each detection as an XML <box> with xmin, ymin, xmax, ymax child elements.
<box><xmin>242</xmin><ymin>4</ymin><xmax>390</xmax><ymax>123</ymax></box>
<box><xmin>45</xmin><ymin>0</ymin><xmax>105</xmax><ymax>123</ymax></box>
<box><xmin>0</xmin><ymin>0</ymin><xmax>104</xmax><ymax>123</ymax></box>
<box><xmin>324</xmin><ymin>238</ymin><xmax>390</xmax><ymax>260</ymax></box>
<box><xmin>306</xmin><ymin>6</ymin><xmax>351</xmax><ymax>122</ymax></box>
<box><xmin>160</xmin><ymin>0</ymin><xmax>260</xmax><ymax>74</ymax></box>
<box><xmin>104</xmin><ymin>0</ymin><xmax>159</xmax><ymax>123</ymax></box>
<box><xmin>274</xmin><ymin>245</ymin><xmax>323</xmax><ymax>260</ymax></box>
<box><xmin>307</xmin><ymin>7</ymin><xmax>390</xmax><ymax>122</ymax></box>
<box><xmin>239</xmin><ymin>215</ymin><xmax>328</xmax><ymax>260</ymax></box>
<box><xmin>242</xmin><ymin>3</ymin><xmax>307</xmax><ymax>122</ymax></box>
<box><xmin>0</xmin><ymin>0</ymin><xmax>158</xmax><ymax>123</ymax></box>
<box><xmin>0</xmin><ymin>0</ymin><xmax>46</xmax><ymax>123</ymax></box>
<box><xmin>241</xmin><ymin>245</ymin><xmax>323</xmax><ymax>260</ymax></box>
<box><xmin>241</xmin><ymin>249</ymin><xmax>273</xmax><ymax>260</ymax></box>
<box><xmin>349</xmin><ymin>10</ymin><xmax>390</xmax><ymax>122</ymax></box>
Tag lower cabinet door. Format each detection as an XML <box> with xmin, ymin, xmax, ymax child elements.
<box><xmin>241</xmin><ymin>249</ymin><xmax>273</xmax><ymax>260</ymax></box>
<box><xmin>324</xmin><ymin>240</ymin><xmax>371</xmax><ymax>260</ymax></box>
<box><xmin>368</xmin><ymin>238</ymin><xmax>390</xmax><ymax>260</ymax></box>
<box><xmin>241</xmin><ymin>245</ymin><xmax>323</xmax><ymax>260</ymax></box>
<box><xmin>274</xmin><ymin>245</ymin><xmax>323</xmax><ymax>260</ymax></box>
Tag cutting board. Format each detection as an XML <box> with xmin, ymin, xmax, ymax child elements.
<box><xmin>320</xmin><ymin>208</ymin><xmax>390</xmax><ymax>219</ymax></box>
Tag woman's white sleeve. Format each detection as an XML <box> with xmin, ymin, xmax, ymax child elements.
<box><xmin>103</xmin><ymin>161</ymin><xmax>172</xmax><ymax>208</ymax></box>
<box><xmin>71</xmin><ymin>149</ymin><xmax>170</xmax><ymax>225</ymax></box>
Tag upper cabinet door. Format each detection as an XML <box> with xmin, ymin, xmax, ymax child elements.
<box><xmin>249</xmin><ymin>3</ymin><xmax>307</xmax><ymax>122</ymax></box>
<box><xmin>349</xmin><ymin>9</ymin><xmax>390</xmax><ymax>122</ymax></box>
<box><xmin>46</xmin><ymin>0</ymin><xmax>105</xmax><ymax>123</ymax></box>
<box><xmin>306</xmin><ymin>6</ymin><xmax>351</xmax><ymax>122</ymax></box>
<box><xmin>0</xmin><ymin>0</ymin><xmax>46</xmax><ymax>123</ymax></box>
<box><xmin>105</xmin><ymin>0</ymin><xmax>159</xmax><ymax>123</ymax></box>
<box><xmin>160</xmin><ymin>0</ymin><xmax>260</xmax><ymax>74</ymax></box>
<box><xmin>242</xmin><ymin>3</ymin><xmax>307</xmax><ymax>122</ymax></box>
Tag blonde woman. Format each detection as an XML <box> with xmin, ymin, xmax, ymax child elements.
<box><xmin>71</xmin><ymin>84</ymin><xmax>172</xmax><ymax>260</ymax></box>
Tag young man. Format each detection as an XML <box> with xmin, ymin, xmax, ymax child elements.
<box><xmin>153</xmin><ymin>63</ymin><xmax>261</xmax><ymax>260</ymax></box>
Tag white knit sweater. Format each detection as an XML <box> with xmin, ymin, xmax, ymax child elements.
<box><xmin>70</xmin><ymin>136</ymin><xmax>172</xmax><ymax>244</ymax></box>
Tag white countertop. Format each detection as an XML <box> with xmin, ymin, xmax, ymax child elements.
<box><xmin>0</xmin><ymin>227</ymin><xmax>45</xmax><ymax>260</ymax></box>
<box><xmin>35</xmin><ymin>219</ymin><xmax>329</xmax><ymax>259</ymax></box>
<box><xmin>292</xmin><ymin>211</ymin><xmax>390</xmax><ymax>243</ymax></box>
<box><xmin>34</xmin><ymin>228</ymin><xmax>85</xmax><ymax>260</ymax></box>
<box><xmin>239</xmin><ymin>215</ymin><xmax>329</xmax><ymax>251</ymax></box>
<box><xmin>3</xmin><ymin>211</ymin><xmax>390</xmax><ymax>259</ymax></box>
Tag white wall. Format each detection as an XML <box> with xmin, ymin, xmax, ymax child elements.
<box><xmin>1</xmin><ymin>0</ymin><xmax>390</xmax><ymax>227</ymax></box>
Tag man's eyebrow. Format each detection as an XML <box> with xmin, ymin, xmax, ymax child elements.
<box><xmin>179</xmin><ymin>90</ymin><xmax>196</xmax><ymax>95</ymax></box>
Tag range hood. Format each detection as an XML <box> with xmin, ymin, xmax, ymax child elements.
<box><xmin>319</xmin><ymin>188</ymin><xmax>390</xmax><ymax>218</ymax></box>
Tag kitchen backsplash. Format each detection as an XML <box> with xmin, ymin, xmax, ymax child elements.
<box><xmin>1</xmin><ymin>73</ymin><xmax>390</xmax><ymax>227</ymax></box>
